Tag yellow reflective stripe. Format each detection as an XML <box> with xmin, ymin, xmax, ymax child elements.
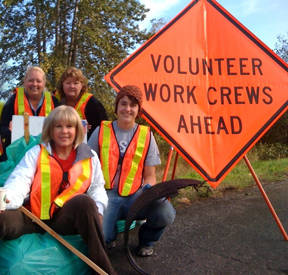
<box><xmin>54</xmin><ymin>159</ymin><xmax>91</xmax><ymax>207</ymax></box>
<box><xmin>75</xmin><ymin>93</ymin><xmax>91</xmax><ymax>119</ymax></box>
<box><xmin>101</xmin><ymin>121</ymin><xmax>112</xmax><ymax>188</ymax></box>
<box><xmin>40</xmin><ymin>147</ymin><xmax>51</xmax><ymax>220</ymax></box>
<box><xmin>44</xmin><ymin>91</ymin><xmax>52</xmax><ymax>116</ymax></box>
<box><xmin>17</xmin><ymin>87</ymin><xmax>25</xmax><ymax>115</ymax></box>
<box><xmin>121</xmin><ymin>126</ymin><xmax>149</xmax><ymax>196</ymax></box>
<box><xmin>54</xmin><ymin>90</ymin><xmax>61</xmax><ymax>101</ymax></box>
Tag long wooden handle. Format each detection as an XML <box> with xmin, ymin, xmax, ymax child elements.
<box><xmin>20</xmin><ymin>206</ymin><xmax>108</xmax><ymax>275</ymax></box>
<box><xmin>23</xmin><ymin>112</ymin><xmax>30</xmax><ymax>144</ymax></box>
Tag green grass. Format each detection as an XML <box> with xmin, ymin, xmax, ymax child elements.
<box><xmin>158</xmin><ymin>155</ymin><xmax>288</xmax><ymax>207</ymax></box>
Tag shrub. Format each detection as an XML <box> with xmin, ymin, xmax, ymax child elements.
<box><xmin>253</xmin><ymin>142</ymin><xmax>288</xmax><ymax>160</ymax></box>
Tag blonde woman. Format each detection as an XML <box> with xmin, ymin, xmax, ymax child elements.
<box><xmin>0</xmin><ymin>66</ymin><xmax>59</xmax><ymax>159</ymax></box>
<box><xmin>0</xmin><ymin>105</ymin><xmax>115</xmax><ymax>275</ymax></box>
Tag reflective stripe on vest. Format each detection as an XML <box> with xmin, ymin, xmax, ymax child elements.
<box><xmin>43</xmin><ymin>91</ymin><xmax>52</xmax><ymax>116</ymax></box>
<box><xmin>99</xmin><ymin>121</ymin><xmax>120</xmax><ymax>189</ymax></box>
<box><xmin>53</xmin><ymin>90</ymin><xmax>61</xmax><ymax>101</ymax></box>
<box><xmin>17</xmin><ymin>87</ymin><xmax>25</xmax><ymax>115</ymax></box>
<box><xmin>75</xmin><ymin>93</ymin><xmax>93</xmax><ymax>119</ymax></box>
<box><xmin>54</xmin><ymin>158</ymin><xmax>91</xmax><ymax>207</ymax></box>
<box><xmin>99</xmin><ymin>121</ymin><xmax>114</xmax><ymax>188</ymax></box>
<box><xmin>40</xmin><ymin>146</ymin><xmax>52</xmax><ymax>220</ymax></box>
<box><xmin>99</xmin><ymin>121</ymin><xmax>150</xmax><ymax>196</ymax></box>
<box><xmin>31</xmin><ymin>145</ymin><xmax>92</xmax><ymax>220</ymax></box>
<box><xmin>15</xmin><ymin>87</ymin><xmax>53</xmax><ymax>116</ymax></box>
<box><xmin>120</xmin><ymin>126</ymin><xmax>149</xmax><ymax>196</ymax></box>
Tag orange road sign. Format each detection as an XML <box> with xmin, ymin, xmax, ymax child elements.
<box><xmin>105</xmin><ymin>0</ymin><xmax>288</xmax><ymax>188</ymax></box>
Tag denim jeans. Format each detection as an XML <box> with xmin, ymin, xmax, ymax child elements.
<box><xmin>103</xmin><ymin>188</ymin><xmax>176</xmax><ymax>247</ymax></box>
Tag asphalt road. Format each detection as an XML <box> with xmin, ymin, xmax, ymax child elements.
<box><xmin>109</xmin><ymin>180</ymin><xmax>288</xmax><ymax>274</ymax></box>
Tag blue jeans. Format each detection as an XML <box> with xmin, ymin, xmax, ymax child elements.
<box><xmin>103</xmin><ymin>188</ymin><xmax>176</xmax><ymax>247</ymax></box>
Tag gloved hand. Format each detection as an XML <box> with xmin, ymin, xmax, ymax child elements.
<box><xmin>142</xmin><ymin>183</ymin><xmax>152</xmax><ymax>191</ymax></box>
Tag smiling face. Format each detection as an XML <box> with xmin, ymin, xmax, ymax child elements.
<box><xmin>52</xmin><ymin>120</ymin><xmax>76</xmax><ymax>150</ymax></box>
<box><xmin>116</xmin><ymin>95</ymin><xmax>139</xmax><ymax>129</ymax></box>
<box><xmin>62</xmin><ymin>77</ymin><xmax>83</xmax><ymax>100</ymax></box>
<box><xmin>23</xmin><ymin>69</ymin><xmax>45</xmax><ymax>100</ymax></box>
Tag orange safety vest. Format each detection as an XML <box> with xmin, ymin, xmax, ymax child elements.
<box><xmin>14</xmin><ymin>87</ymin><xmax>53</xmax><ymax>116</ymax></box>
<box><xmin>54</xmin><ymin>90</ymin><xmax>93</xmax><ymax>120</ymax></box>
<box><xmin>74</xmin><ymin>93</ymin><xmax>93</xmax><ymax>120</ymax></box>
<box><xmin>98</xmin><ymin>121</ymin><xmax>151</xmax><ymax>196</ymax></box>
<box><xmin>30</xmin><ymin>145</ymin><xmax>92</xmax><ymax>220</ymax></box>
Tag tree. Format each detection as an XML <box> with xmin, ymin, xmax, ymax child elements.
<box><xmin>275</xmin><ymin>32</ymin><xmax>288</xmax><ymax>63</ymax></box>
<box><xmin>259</xmin><ymin>33</ymin><xmax>288</xmax><ymax>145</ymax></box>
<box><xmin>0</xmin><ymin>0</ymin><xmax>150</xmax><ymax>110</ymax></box>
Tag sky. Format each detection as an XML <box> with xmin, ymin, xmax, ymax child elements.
<box><xmin>139</xmin><ymin>0</ymin><xmax>288</xmax><ymax>51</ymax></box>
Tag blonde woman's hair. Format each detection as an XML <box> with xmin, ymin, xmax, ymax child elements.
<box><xmin>41</xmin><ymin>105</ymin><xmax>85</xmax><ymax>148</ymax></box>
<box><xmin>56</xmin><ymin>67</ymin><xmax>88</xmax><ymax>100</ymax></box>
<box><xmin>24</xmin><ymin>66</ymin><xmax>46</xmax><ymax>84</ymax></box>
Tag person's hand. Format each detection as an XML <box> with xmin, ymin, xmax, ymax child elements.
<box><xmin>142</xmin><ymin>184</ymin><xmax>152</xmax><ymax>191</ymax></box>
<box><xmin>98</xmin><ymin>214</ymin><xmax>103</xmax><ymax>226</ymax></box>
<box><xmin>0</xmin><ymin>198</ymin><xmax>9</xmax><ymax>213</ymax></box>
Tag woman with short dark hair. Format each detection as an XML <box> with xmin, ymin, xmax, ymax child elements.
<box><xmin>56</xmin><ymin>67</ymin><xmax>108</xmax><ymax>139</ymax></box>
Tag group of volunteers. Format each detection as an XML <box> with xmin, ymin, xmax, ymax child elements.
<box><xmin>0</xmin><ymin>66</ymin><xmax>176</xmax><ymax>274</ymax></box>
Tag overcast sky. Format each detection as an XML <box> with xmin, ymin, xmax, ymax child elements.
<box><xmin>139</xmin><ymin>0</ymin><xmax>288</xmax><ymax>50</ymax></box>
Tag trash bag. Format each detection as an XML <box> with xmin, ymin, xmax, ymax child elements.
<box><xmin>0</xmin><ymin>233</ymin><xmax>91</xmax><ymax>275</ymax></box>
<box><xmin>0</xmin><ymin>135</ymin><xmax>41</xmax><ymax>186</ymax></box>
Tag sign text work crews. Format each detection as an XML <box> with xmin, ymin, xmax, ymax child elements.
<box><xmin>143</xmin><ymin>54</ymin><xmax>272</xmax><ymax>135</ymax></box>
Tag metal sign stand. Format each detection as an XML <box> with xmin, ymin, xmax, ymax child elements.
<box><xmin>162</xmin><ymin>147</ymin><xmax>288</xmax><ymax>241</ymax></box>
<box><xmin>243</xmin><ymin>155</ymin><xmax>288</xmax><ymax>241</ymax></box>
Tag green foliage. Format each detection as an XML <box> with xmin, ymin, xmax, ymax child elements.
<box><xmin>0</xmin><ymin>0</ymin><xmax>150</xmax><ymax>102</ymax></box>
<box><xmin>252</xmin><ymin>142</ymin><xmax>288</xmax><ymax>160</ymax></box>
<box><xmin>258</xmin><ymin>34</ymin><xmax>288</xmax><ymax>145</ymax></box>
<box><xmin>259</xmin><ymin>112</ymin><xmax>288</xmax><ymax>145</ymax></box>
<box><xmin>275</xmin><ymin>32</ymin><xmax>288</xmax><ymax>62</ymax></box>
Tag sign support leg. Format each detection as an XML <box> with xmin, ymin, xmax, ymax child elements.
<box><xmin>171</xmin><ymin>152</ymin><xmax>179</xmax><ymax>180</ymax></box>
<box><xmin>162</xmin><ymin>147</ymin><xmax>174</xmax><ymax>181</ymax></box>
<box><xmin>243</xmin><ymin>155</ymin><xmax>288</xmax><ymax>241</ymax></box>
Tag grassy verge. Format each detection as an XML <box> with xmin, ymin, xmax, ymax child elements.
<box><xmin>156</xmin><ymin>152</ymin><xmax>288</xmax><ymax>207</ymax></box>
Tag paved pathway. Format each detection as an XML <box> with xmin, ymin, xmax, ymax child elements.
<box><xmin>110</xmin><ymin>180</ymin><xmax>288</xmax><ymax>274</ymax></box>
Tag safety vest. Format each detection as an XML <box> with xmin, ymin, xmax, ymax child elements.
<box><xmin>30</xmin><ymin>145</ymin><xmax>92</xmax><ymax>220</ymax></box>
<box><xmin>54</xmin><ymin>91</ymin><xmax>93</xmax><ymax>120</ymax></box>
<box><xmin>14</xmin><ymin>87</ymin><xmax>53</xmax><ymax>116</ymax></box>
<box><xmin>98</xmin><ymin>121</ymin><xmax>151</xmax><ymax>196</ymax></box>
<box><xmin>74</xmin><ymin>93</ymin><xmax>93</xmax><ymax>120</ymax></box>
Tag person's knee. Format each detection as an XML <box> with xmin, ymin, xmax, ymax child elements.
<box><xmin>66</xmin><ymin>194</ymin><xmax>98</xmax><ymax>215</ymax></box>
<box><xmin>0</xmin><ymin>210</ymin><xmax>25</xmax><ymax>239</ymax></box>
<box><xmin>159</xmin><ymin>205</ymin><xmax>176</xmax><ymax>226</ymax></box>
<box><xmin>147</xmin><ymin>200</ymin><xmax>176</xmax><ymax>227</ymax></box>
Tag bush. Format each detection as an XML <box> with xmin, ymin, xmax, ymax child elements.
<box><xmin>259</xmin><ymin>112</ymin><xmax>288</xmax><ymax>144</ymax></box>
<box><xmin>253</xmin><ymin>142</ymin><xmax>288</xmax><ymax>160</ymax></box>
